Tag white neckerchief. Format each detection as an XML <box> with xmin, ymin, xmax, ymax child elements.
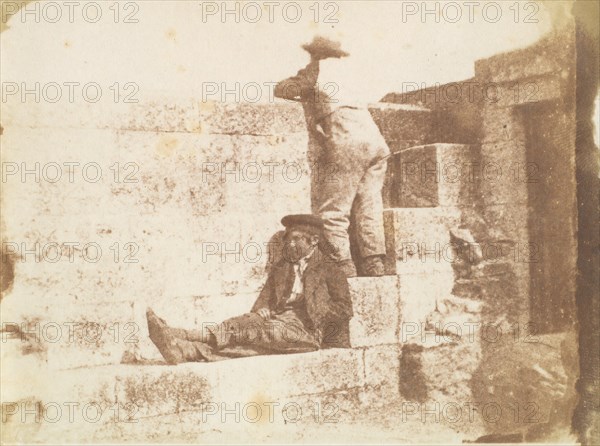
<box><xmin>287</xmin><ymin>248</ymin><xmax>315</xmax><ymax>304</ymax></box>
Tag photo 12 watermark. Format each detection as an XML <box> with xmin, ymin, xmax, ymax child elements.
<box><xmin>1</xmin><ymin>1</ymin><xmax>140</xmax><ymax>25</ymax></box>
<box><xmin>2</xmin><ymin>241</ymin><xmax>140</xmax><ymax>264</ymax></box>
<box><xmin>399</xmin><ymin>321</ymin><xmax>541</xmax><ymax>345</ymax></box>
<box><xmin>200</xmin><ymin>160</ymin><xmax>339</xmax><ymax>185</ymax></box>
<box><xmin>397</xmin><ymin>241</ymin><xmax>541</xmax><ymax>264</ymax></box>
<box><xmin>194</xmin><ymin>400</ymin><xmax>340</xmax><ymax>424</ymax></box>
<box><xmin>391</xmin><ymin>160</ymin><xmax>540</xmax><ymax>185</ymax></box>
<box><xmin>200</xmin><ymin>81</ymin><xmax>339</xmax><ymax>104</ymax></box>
<box><xmin>400</xmin><ymin>2</ymin><xmax>539</xmax><ymax>24</ymax></box>
<box><xmin>400</xmin><ymin>401</ymin><xmax>541</xmax><ymax>424</ymax></box>
<box><xmin>1</xmin><ymin>162</ymin><xmax>140</xmax><ymax>184</ymax></box>
<box><xmin>1</xmin><ymin>401</ymin><xmax>139</xmax><ymax>424</ymax></box>
<box><xmin>2</xmin><ymin>82</ymin><xmax>140</xmax><ymax>104</ymax></box>
<box><xmin>199</xmin><ymin>1</ymin><xmax>339</xmax><ymax>24</ymax></box>
<box><xmin>1</xmin><ymin>321</ymin><xmax>140</xmax><ymax>346</ymax></box>
<box><xmin>397</xmin><ymin>80</ymin><xmax>540</xmax><ymax>105</ymax></box>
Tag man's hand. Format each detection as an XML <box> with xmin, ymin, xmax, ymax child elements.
<box><xmin>256</xmin><ymin>308</ymin><xmax>272</xmax><ymax>320</ymax></box>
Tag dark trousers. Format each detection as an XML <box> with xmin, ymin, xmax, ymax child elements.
<box><xmin>207</xmin><ymin>306</ymin><xmax>319</xmax><ymax>354</ymax></box>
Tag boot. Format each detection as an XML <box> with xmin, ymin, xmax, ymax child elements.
<box><xmin>146</xmin><ymin>308</ymin><xmax>185</xmax><ymax>364</ymax></box>
<box><xmin>337</xmin><ymin>259</ymin><xmax>357</xmax><ymax>278</ymax></box>
<box><xmin>362</xmin><ymin>255</ymin><xmax>385</xmax><ymax>277</ymax></box>
<box><xmin>147</xmin><ymin>308</ymin><xmax>218</xmax><ymax>364</ymax></box>
<box><xmin>146</xmin><ymin>308</ymin><xmax>206</xmax><ymax>342</ymax></box>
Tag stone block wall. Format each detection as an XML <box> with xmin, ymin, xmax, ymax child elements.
<box><xmin>382</xmin><ymin>23</ymin><xmax>580</xmax><ymax>442</ymax></box>
<box><xmin>383</xmin><ymin>24</ymin><xmax>577</xmax><ymax>334</ymax></box>
<box><xmin>1</xmin><ymin>100</ymin><xmax>312</xmax><ymax>324</ymax></box>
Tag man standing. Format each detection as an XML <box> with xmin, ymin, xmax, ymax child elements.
<box><xmin>146</xmin><ymin>214</ymin><xmax>353</xmax><ymax>363</ymax></box>
<box><xmin>274</xmin><ymin>36</ymin><xmax>390</xmax><ymax>278</ymax></box>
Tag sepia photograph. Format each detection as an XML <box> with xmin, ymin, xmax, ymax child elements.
<box><xmin>1</xmin><ymin>0</ymin><xmax>598</xmax><ymax>444</ymax></box>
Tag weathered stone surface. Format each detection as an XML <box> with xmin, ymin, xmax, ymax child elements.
<box><xmin>348</xmin><ymin>276</ymin><xmax>400</xmax><ymax>347</ymax></box>
<box><xmin>1</xmin><ymin>113</ymin><xmax>312</xmax><ymax>327</ymax></box>
<box><xmin>361</xmin><ymin>344</ymin><xmax>401</xmax><ymax>407</ymax></box>
<box><xmin>478</xmin><ymin>142</ymin><xmax>529</xmax><ymax>206</ymax></box>
<box><xmin>470</xmin><ymin>331</ymin><xmax>579</xmax><ymax>441</ymax></box>
<box><xmin>0</xmin><ymin>338</ymin><xmax>414</xmax><ymax>444</ymax></box>
<box><xmin>488</xmin><ymin>74</ymin><xmax>569</xmax><ymax>109</ymax></box>
<box><xmin>398</xmin><ymin>270</ymin><xmax>453</xmax><ymax>331</ymax></box>
<box><xmin>398</xmin><ymin>292</ymin><xmax>485</xmax><ymax>438</ymax></box>
<box><xmin>2</xmin><ymin>97</ymin><xmax>307</xmax><ymax>135</ymax></box>
<box><xmin>387</xmin><ymin>144</ymin><xmax>475</xmax><ymax>208</ymax></box>
<box><xmin>382</xmin><ymin>205</ymin><xmax>457</xmax><ymax>329</ymax></box>
<box><xmin>12</xmin><ymin>348</ymin><xmax>367</xmax><ymax>419</ymax></box>
<box><xmin>481</xmin><ymin>106</ymin><xmax>526</xmax><ymax>143</ymax></box>
<box><xmin>199</xmin><ymin>101</ymin><xmax>306</xmax><ymax>135</ymax></box>
<box><xmin>381</xmin><ymin>79</ymin><xmax>483</xmax><ymax>145</ymax></box>
<box><xmin>383</xmin><ymin>207</ymin><xmax>460</xmax><ymax>275</ymax></box>
<box><xmin>368</xmin><ymin>103</ymin><xmax>432</xmax><ymax>144</ymax></box>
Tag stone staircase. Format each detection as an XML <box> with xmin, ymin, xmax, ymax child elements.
<box><xmin>1</xmin><ymin>100</ymin><xmax>480</xmax><ymax>442</ymax></box>
<box><xmin>1</xmin><ymin>276</ymin><xmax>408</xmax><ymax>442</ymax></box>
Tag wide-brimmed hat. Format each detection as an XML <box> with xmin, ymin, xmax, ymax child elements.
<box><xmin>301</xmin><ymin>36</ymin><xmax>349</xmax><ymax>59</ymax></box>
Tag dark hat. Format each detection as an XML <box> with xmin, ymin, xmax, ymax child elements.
<box><xmin>301</xmin><ymin>35</ymin><xmax>349</xmax><ymax>59</ymax></box>
<box><xmin>281</xmin><ymin>214</ymin><xmax>324</xmax><ymax>234</ymax></box>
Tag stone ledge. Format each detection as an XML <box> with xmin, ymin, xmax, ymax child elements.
<box><xmin>368</xmin><ymin>104</ymin><xmax>432</xmax><ymax>144</ymax></box>
<box><xmin>2</xmin><ymin>99</ymin><xmax>307</xmax><ymax>135</ymax></box>
<box><xmin>2</xmin><ymin>99</ymin><xmax>432</xmax><ymax>138</ymax></box>
<box><xmin>8</xmin><ymin>344</ymin><xmax>400</xmax><ymax>417</ymax></box>
<box><xmin>1</xmin><ymin>275</ymin><xmax>405</xmax><ymax>368</ymax></box>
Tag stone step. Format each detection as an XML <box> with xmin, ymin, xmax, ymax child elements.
<box><xmin>383</xmin><ymin>207</ymin><xmax>461</xmax><ymax>275</ymax></box>
<box><xmin>3</xmin><ymin>275</ymin><xmax>426</xmax><ymax>369</ymax></box>
<box><xmin>1</xmin><ymin>343</ymin><xmax>401</xmax><ymax>443</ymax></box>
<box><xmin>382</xmin><ymin>208</ymin><xmax>459</xmax><ymax>326</ymax></box>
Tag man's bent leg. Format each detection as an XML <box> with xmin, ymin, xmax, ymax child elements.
<box><xmin>352</xmin><ymin>155</ymin><xmax>388</xmax><ymax>276</ymax></box>
<box><xmin>265</xmin><ymin>309</ymin><xmax>319</xmax><ymax>353</ymax></box>
<box><xmin>312</xmin><ymin>146</ymin><xmax>368</xmax><ymax>277</ymax></box>
<box><xmin>208</xmin><ymin>312</ymin><xmax>266</xmax><ymax>349</ymax></box>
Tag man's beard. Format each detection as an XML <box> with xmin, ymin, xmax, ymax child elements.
<box><xmin>282</xmin><ymin>245</ymin><xmax>306</xmax><ymax>263</ymax></box>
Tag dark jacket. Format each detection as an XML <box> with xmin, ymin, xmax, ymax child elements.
<box><xmin>251</xmin><ymin>254</ymin><xmax>353</xmax><ymax>347</ymax></box>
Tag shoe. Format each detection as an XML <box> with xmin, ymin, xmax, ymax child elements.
<box><xmin>147</xmin><ymin>308</ymin><xmax>221</xmax><ymax>363</ymax></box>
<box><xmin>146</xmin><ymin>308</ymin><xmax>185</xmax><ymax>364</ymax></box>
<box><xmin>337</xmin><ymin>259</ymin><xmax>357</xmax><ymax>278</ymax></box>
<box><xmin>362</xmin><ymin>256</ymin><xmax>385</xmax><ymax>277</ymax></box>
<box><xmin>146</xmin><ymin>307</ymin><xmax>207</xmax><ymax>341</ymax></box>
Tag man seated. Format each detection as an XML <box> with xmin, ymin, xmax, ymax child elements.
<box><xmin>146</xmin><ymin>214</ymin><xmax>353</xmax><ymax>364</ymax></box>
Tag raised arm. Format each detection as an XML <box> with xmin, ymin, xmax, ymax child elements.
<box><xmin>274</xmin><ymin>59</ymin><xmax>320</xmax><ymax>102</ymax></box>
